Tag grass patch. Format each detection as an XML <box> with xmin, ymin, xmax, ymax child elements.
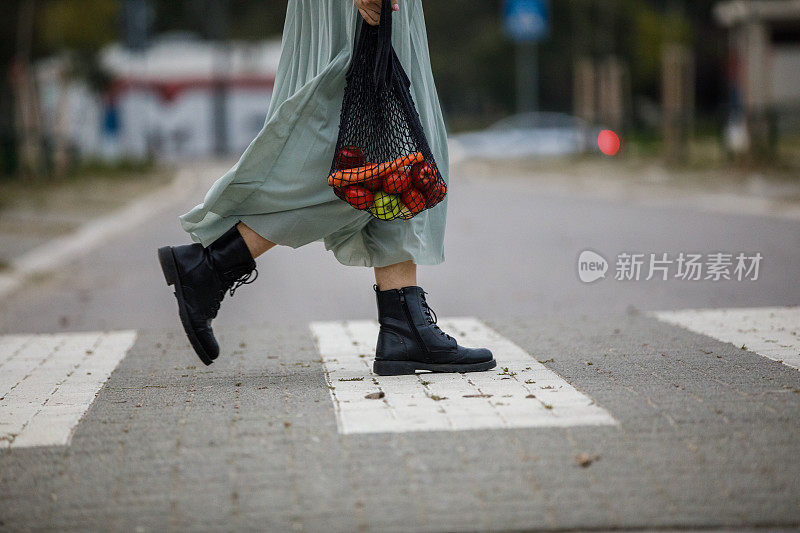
<box><xmin>0</xmin><ymin>161</ymin><xmax>171</xmax><ymax>215</ymax></box>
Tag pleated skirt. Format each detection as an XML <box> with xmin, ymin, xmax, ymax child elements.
<box><xmin>179</xmin><ymin>0</ymin><xmax>448</xmax><ymax>267</ymax></box>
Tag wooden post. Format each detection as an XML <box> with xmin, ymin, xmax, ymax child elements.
<box><xmin>52</xmin><ymin>65</ymin><xmax>71</xmax><ymax>181</ymax></box>
<box><xmin>12</xmin><ymin>61</ymin><xmax>43</xmax><ymax>180</ymax></box>
<box><xmin>573</xmin><ymin>57</ymin><xmax>596</xmax><ymax>124</ymax></box>
<box><xmin>741</xmin><ymin>21</ymin><xmax>773</xmax><ymax>161</ymax></box>
<box><xmin>13</xmin><ymin>0</ymin><xmax>44</xmax><ymax>179</ymax></box>
<box><xmin>598</xmin><ymin>56</ymin><xmax>625</xmax><ymax>132</ymax></box>
<box><xmin>662</xmin><ymin>43</ymin><xmax>695</xmax><ymax>163</ymax></box>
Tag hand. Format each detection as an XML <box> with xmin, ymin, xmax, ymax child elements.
<box><xmin>355</xmin><ymin>0</ymin><xmax>399</xmax><ymax>26</ymax></box>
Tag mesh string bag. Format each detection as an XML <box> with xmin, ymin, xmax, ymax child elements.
<box><xmin>328</xmin><ymin>0</ymin><xmax>447</xmax><ymax>221</ymax></box>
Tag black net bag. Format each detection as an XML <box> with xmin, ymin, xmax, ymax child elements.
<box><xmin>327</xmin><ymin>0</ymin><xmax>446</xmax><ymax>221</ymax></box>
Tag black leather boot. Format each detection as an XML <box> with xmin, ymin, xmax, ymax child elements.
<box><xmin>157</xmin><ymin>225</ymin><xmax>257</xmax><ymax>365</ymax></box>
<box><xmin>373</xmin><ymin>285</ymin><xmax>496</xmax><ymax>375</ymax></box>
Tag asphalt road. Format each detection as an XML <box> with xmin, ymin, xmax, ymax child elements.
<box><xmin>1</xmin><ymin>161</ymin><xmax>799</xmax><ymax>531</ymax></box>
<box><xmin>0</xmin><ymin>160</ymin><xmax>798</xmax><ymax>334</ymax></box>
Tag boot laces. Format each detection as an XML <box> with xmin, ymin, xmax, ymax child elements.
<box><xmin>228</xmin><ymin>268</ymin><xmax>258</xmax><ymax>297</ymax></box>
<box><xmin>421</xmin><ymin>291</ymin><xmax>452</xmax><ymax>341</ymax></box>
<box><xmin>210</xmin><ymin>269</ymin><xmax>259</xmax><ymax>315</ymax></box>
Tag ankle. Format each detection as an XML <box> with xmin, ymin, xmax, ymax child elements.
<box><xmin>236</xmin><ymin>222</ymin><xmax>275</xmax><ymax>258</ymax></box>
<box><xmin>373</xmin><ymin>260</ymin><xmax>417</xmax><ymax>291</ymax></box>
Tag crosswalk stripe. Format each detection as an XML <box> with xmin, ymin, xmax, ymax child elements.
<box><xmin>0</xmin><ymin>331</ymin><xmax>137</xmax><ymax>448</ymax></box>
<box><xmin>653</xmin><ymin>307</ymin><xmax>800</xmax><ymax>370</ymax></box>
<box><xmin>0</xmin><ymin>335</ymin><xmax>62</xmax><ymax>401</ymax></box>
<box><xmin>309</xmin><ymin>317</ymin><xmax>617</xmax><ymax>434</ymax></box>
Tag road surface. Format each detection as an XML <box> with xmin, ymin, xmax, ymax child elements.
<box><xmin>1</xmin><ymin>161</ymin><xmax>798</xmax><ymax>531</ymax></box>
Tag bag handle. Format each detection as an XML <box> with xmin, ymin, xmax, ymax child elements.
<box><xmin>373</xmin><ymin>0</ymin><xmax>394</xmax><ymax>90</ymax></box>
<box><xmin>348</xmin><ymin>0</ymin><xmax>395</xmax><ymax>89</ymax></box>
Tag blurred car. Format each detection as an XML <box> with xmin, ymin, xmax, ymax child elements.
<box><xmin>449</xmin><ymin>112</ymin><xmax>600</xmax><ymax>162</ymax></box>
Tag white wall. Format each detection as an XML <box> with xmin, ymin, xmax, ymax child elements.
<box><xmin>67</xmin><ymin>86</ymin><xmax>271</xmax><ymax>161</ymax></box>
<box><xmin>771</xmin><ymin>44</ymin><xmax>800</xmax><ymax>106</ymax></box>
<box><xmin>227</xmin><ymin>89</ymin><xmax>272</xmax><ymax>153</ymax></box>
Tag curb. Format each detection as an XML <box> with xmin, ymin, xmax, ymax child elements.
<box><xmin>0</xmin><ymin>168</ymin><xmax>197</xmax><ymax>301</ymax></box>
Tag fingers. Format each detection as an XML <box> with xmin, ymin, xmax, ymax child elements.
<box><xmin>359</xmin><ymin>7</ymin><xmax>380</xmax><ymax>26</ymax></box>
<box><xmin>362</xmin><ymin>0</ymin><xmax>398</xmax><ymax>9</ymax></box>
<box><xmin>356</xmin><ymin>0</ymin><xmax>398</xmax><ymax>25</ymax></box>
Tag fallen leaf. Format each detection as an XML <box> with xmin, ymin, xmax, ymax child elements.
<box><xmin>576</xmin><ymin>453</ymin><xmax>600</xmax><ymax>467</ymax></box>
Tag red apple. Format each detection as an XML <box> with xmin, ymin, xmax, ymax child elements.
<box><xmin>342</xmin><ymin>186</ymin><xmax>374</xmax><ymax>210</ymax></box>
<box><xmin>423</xmin><ymin>178</ymin><xmax>447</xmax><ymax>206</ymax></box>
<box><xmin>382</xmin><ymin>170</ymin><xmax>412</xmax><ymax>194</ymax></box>
<box><xmin>361</xmin><ymin>173</ymin><xmax>382</xmax><ymax>192</ymax></box>
<box><xmin>336</xmin><ymin>145</ymin><xmax>366</xmax><ymax>169</ymax></box>
<box><xmin>410</xmin><ymin>161</ymin><xmax>436</xmax><ymax>190</ymax></box>
<box><xmin>401</xmin><ymin>188</ymin><xmax>426</xmax><ymax>215</ymax></box>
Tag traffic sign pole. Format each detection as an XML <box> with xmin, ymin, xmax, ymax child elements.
<box><xmin>516</xmin><ymin>41</ymin><xmax>538</xmax><ymax>113</ymax></box>
<box><xmin>503</xmin><ymin>0</ymin><xmax>549</xmax><ymax>114</ymax></box>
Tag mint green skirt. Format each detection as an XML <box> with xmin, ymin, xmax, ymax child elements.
<box><xmin>179</xmin><ymin>1</ymin><xmax>448</xmax><ymax>267</ymax></box>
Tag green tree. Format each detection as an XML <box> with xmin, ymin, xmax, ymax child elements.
<box><xmin>39</xmin><ymin>0</ymin><xmax>119</xmax><ymax>53</ymax></box>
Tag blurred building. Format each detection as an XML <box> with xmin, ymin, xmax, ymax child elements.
<box><xmin>715</xmin><ymin>0</ymin><xmax>800</xmax><ymax>153</ymax></box>
<box><xmin>37</xmin><ymin>33</ymin><xmax>281</xmax><ymax>162</ymax></box>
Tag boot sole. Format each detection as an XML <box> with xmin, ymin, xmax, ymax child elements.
<box><xmin>373</xmin><ymin>358</ymin><xmax>497</xmax><ymax>376</ymax></box>
<box><xmin>157</xmin><ymin>246</ymin><xmax>214</xmax><ymax>366</ymax></box>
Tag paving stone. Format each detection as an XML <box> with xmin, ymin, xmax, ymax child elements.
<box><xmin>0</xmin><ymin>315</ymin><xmax>798</xmax><ymax>530</ymax></box>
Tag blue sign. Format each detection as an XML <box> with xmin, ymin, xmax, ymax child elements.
<box><xmin>504</xmin><ymin>0</ymin><xmax>550</xmax><ymax>42</ymax></box>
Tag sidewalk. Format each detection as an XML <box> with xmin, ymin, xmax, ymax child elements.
<box><xmin>456</xmin><ymin>156</ymin><xmax>800</xmax><ymax>221</ymax></box>
<box><xmin>0</xmin><ymin>162</ymin><xmax>227</xmax><ymax>299</ymax></box>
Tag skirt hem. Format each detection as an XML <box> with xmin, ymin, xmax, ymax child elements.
<box><xmin>185</xmin><ymin>216</ymin><xmax>445</xmax><ymax>269</ymax></box>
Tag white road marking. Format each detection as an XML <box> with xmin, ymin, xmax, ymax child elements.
<box><xmin>653</xmin><ymin>307</ymin><xmax>800</xmax><ymax>370</ymax></box>
<box><xmin>310</xmin><ymin>317</ymin><xmax>617</xmax><ymax>434</ymax></box>
<box><xmin>0</xmin><ymin>330</ymin><xmax>137</xmax><ymax>448</ymax></box>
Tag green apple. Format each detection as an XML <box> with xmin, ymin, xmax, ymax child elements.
<box><xmin>397</xmin><ymin>206</ymin><xmax>414</xmax><ymax>219</ymax></box>
<box><xmin>369</xmin><ymin>191</ymin><xmax>402</xmax><ymax>220</ymax></box>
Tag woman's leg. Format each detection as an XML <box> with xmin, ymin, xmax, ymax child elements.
<box><xmin>237</xmin><ymin>222</ymin><xmax>276</xmax><ymax>258</ymax></box>
<box><xmin>374</xmin><ymin>260</ymin><xmax>417</xmax><ymax>290</ymax></box>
